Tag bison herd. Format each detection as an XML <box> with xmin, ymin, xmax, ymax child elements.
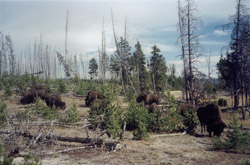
<box><xmin>20</xmin><ymin>85</ymin><xmax>66</xmax><ymax>109</ymax></box>
<box><xmin>20</xmin><ymin>86</ymin><xmax>227</xmax><ymax>137</ymax></box>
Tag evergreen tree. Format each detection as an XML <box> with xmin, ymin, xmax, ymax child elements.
<box><xmin>150</xmin><ymin>45</ymin><xmax>167</xmax><ymax>93</ymax></box>
<box><xmin>132</xmin><ymin>41</ymin><xmax>151</xmax><ymax>92</ymax></box>
<box><xmin>112</xmin><ymin>37</ymin><xmax>132</xmax><ymax>91</ymax></box>
<box><xmin>89</xmin><ymin>58</ymin><xmax>98</xmax><ymax>79</ymax></box>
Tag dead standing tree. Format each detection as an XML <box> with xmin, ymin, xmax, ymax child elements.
<box><xmin>177</xmin><ymin>0</ymin><xmax>203</xmax><ymax>105</ymax></box>
<box><xmin>217</xmin><ymin>0</ymin><xmax>250</xmax><ymax>119</ymax></box>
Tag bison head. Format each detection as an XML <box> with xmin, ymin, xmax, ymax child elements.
<box><xmin>214</xmin><ymin>122</ymin><xmax>227</xmax><ymax>137</ymax></box>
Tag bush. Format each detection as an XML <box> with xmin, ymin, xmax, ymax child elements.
<box><xmin>218</xmin><ymin>98</ymin><xmax>227</xmax><ymax>107</ymax></box>
<box><xmin>182</xmin><ymin>109</ymin><xmax>199</xmax><ymax>133</ymax></box>
<box><xmin>106</xmin><ymin>104</ymin><xmax>123</xmax><ymax>139</ymax></box>
<box><xmin>0</xmin><ymin>143</ymin><xmax>3</xmax><ymax>157</ymax></box>
<box><xmin>161</xmin><ymin>91</ymin><xmax>184</xmax><ymax>132</ymax></box>
<box><xmin>124</xmin><ymin>89</ymin><xmax>135</xmax><ymax>102</ymax></box>
<box><xmin>0</xmin><ymin>100</ymin><xmax>8</xmax><ymax>126</ymax></box>
<box><xmin>17</xmin><ymin>99</ymin><xmax>58</xmax><ymax>121</ymax></box>
<box><xmin>126</xmin><ymin>91</ymin><xmax>184</xmax><ymax>140</ymax></box>
<box><xmin>0</xmin><ymin>143</ymin><xmax>13</xmax><ymax>165</ymax></box>
<box><xmin>73</xmin><ymin>80</ymin><xmax>88</xmax><ymax>95</ymax></box>
<box><xmin>23</xmin><ymin>152</ymin><xmax>41</xmax><ymax>165</ymax></box>
<box><xmin>4</xmin><ymin>81</ymin><xmax>12</xmax><ymax>98</ymax></box>
<box><xmin>88</xmin><ymin>84</ymin><xmax>123</xmax><ymax>139</ymax></box>
<box><xmin>59</xmin><ymin>104</ymin><xmax>81</xmax><ymax>123</ymax></box>
<box><xmin>212</xmin><ymin>117</ymin><xmax>250</xmax><ymax>153</ymax></box>
<box><xmin>57</xmin><ymin>79</ymin><xmax>67</xmax><ymax>94</ymax></box>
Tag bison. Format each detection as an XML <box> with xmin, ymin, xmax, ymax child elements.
<box><xmin>137</xmin><ymin>92</ymin><xmax>159</xmax><ymax>105</ymax></box>
<box><xmin>20</xmin><ymin>89</ymin><xmax>46</xmax><ymax>104</ymax></box>
<box><xmin>45</xmin><ymin>95</ymin><xmax>66</xmax><ymax>109</ymax></box>
<box><xmin>136</xmin><ymin>91</ymin><xmax>148</xmax><ymax>103</ymax></box>
<box><xmin>85</xmin><ymin>91</ymin><xmax>104</xmax><ymax>107</ymax></box>
<box><xmin>197</xmin><ymin>104</ymin><xmax>226</xmax><ymax>137</ymax></box>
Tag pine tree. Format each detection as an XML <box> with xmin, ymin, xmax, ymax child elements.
<box><xmin>132</xmin><ymin>41</ymin><xmax>150</xmax><ymax>92</ymax></box>
<box><xmin>150</xmin><ymin>45</ymin><xmax>167</xmax><ymax>93</ymax></box>
<box><xmin>89</xmin><ymin>58</ymin><xmax>98</xmax><ymax>80</ymax></box>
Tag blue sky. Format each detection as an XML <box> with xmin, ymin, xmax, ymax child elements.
<box><xmin>0</xmin><ymin>0</ymin><xmax>241</xmax><ymax>77</ymax></box>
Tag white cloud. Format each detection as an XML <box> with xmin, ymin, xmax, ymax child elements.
<box><xmin>213</xmin><ymin>30</ymin><xmax>230</xmax><ymax>36</ymax></box>
<box><xmin>200</xmin><ymin>41</ymin><xmax>228</xmax><ymax>46</ymax></box>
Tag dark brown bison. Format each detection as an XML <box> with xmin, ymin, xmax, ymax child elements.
<box><xmin>20</xmin><ymin>89</ymin><xmax>46</xmax><ymax>104</ymax></box>
<box><xmin>197</xmin><ymin>104</ymin><xmax>226</xmax><ymax>137</ymax></box>
<box><xmin>137</xmin><ymin>92</ymin><xmax>159</xmax><ymax>105</ymax></box>
<box><xmin>85</xmin><ymin>91</ymin><xmax>104</xmax><ymax>107</ymax></box>
<box><xmin>136</xmin><ymin>91</ymin><xmax>148</xmax><ymax>103</ymax></box>
<box><xmin>45</xmin><ymin>95</ymin><xmax>66</xmax><ymax>109</ymax></box>
<box><xmin>145</xmin><ymin>94</ymin><xmax>159</xmax><ymax>105</ymax></box>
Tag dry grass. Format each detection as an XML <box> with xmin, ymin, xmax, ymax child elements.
<box><xmin>2</xmin><ymin>91</ymin><xmax>250</xmax><ymax>164</ymax></box>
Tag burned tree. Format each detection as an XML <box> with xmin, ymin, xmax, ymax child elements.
<box><xmin>217</xmin><ymin>0</ymin><xmax>250</xmax><ymax>119</ymax></box>
<box><xmin>177</xmin><ymin>0</ymin><xmax>203</xmax><ymax>104</ymax></box>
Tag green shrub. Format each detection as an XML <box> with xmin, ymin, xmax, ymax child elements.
<box><xmin>161</xmin><ymin>91</ymin><xmax>184</xmax><ymax>132</ymax></box>
<box><xmin>57</xmin><ymin>79</ymin><xmax>67</xmax><ymax>94</ymax></box>
<box><xmin>182</xmin><ymin>109</ymin><xmax>199</xmax><ymax>133</ymax></box>
<box><xmin>44</xmin><ymin>78</ymin><xmax>53</xmax><ymax>94</ymax></box>
<box><xmin>23</xmin><ymin>152</ymin><xmax>40</xmax><ymax>165</ymax></box>
<box><xmin>17</xmin><ymin>99</ymin><xmax>58</xmax><ymax>121</ymax></box>
<box><xmin>0</xmin><ymin>101</ymin><xmax>8</xmax><ymax>126</ymax></box>
<box><xmin>126</xmin><ymin>91</ymin><xmax>184</xmax><ymax>140</ymax></box>
<box><xmin>4</xmin><ymin>81</ymin><xmax>12</xmax><ymax>98</ymax></box>
<box><xmin>59</xmin><ymin>104</ymin><xmax>80</xmax><ymax>123</ymax></box>
<box><xmin>218</xmin><ymin>98</ymin><xmax>227</xmax><ymax>107</ymax></box>
<box><xmin>241</xmin><ymin>159</ymin><xmax>250</xmax><ymax>165</ymax></box>
<box><xmin>0</xmin><ymin>156</ymin><xmax>13</xmax><ymax>165</ymax></box>
<box><xmin>73</xmin><ymin>80</ymin><xmax>88</xmax><ymax>95</ymax></box>
<box><xmin>0</xmin><ymin>143</ymin><xmax>3</xmax><ymax>157</ymax></box>
<box><xmin>125</xmin><ymin>100</ymin><xmax>149</xmax><ymax>140</ymax></box>
<box><xmin>212</xmin><ymin>117</ymin><xmax>250</xmax><ymax>153</ymax></box>
<box><xmin>124</xmin><ymin>89</ymin><xmax>135</xmax><ymax>102</ymax></box>
<box><xmin>88</xmin><ymin>84</ymin><xmax>123</xmax><ymax>139</ymax></box>
<box><xmin>0</xmin><ymin>143</ymin><xmax>13</xmax><ymax>165</ymax></box>
<box><xmin>106</xmin><ymin>104</ymin><xmax>123</xmax><ymax>139</ymax></box>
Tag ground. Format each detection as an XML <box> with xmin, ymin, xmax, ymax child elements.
<box><xmin>1</xmin><ymin>91</ymin><xmax>250</xmax><ymax>165</ymax></box>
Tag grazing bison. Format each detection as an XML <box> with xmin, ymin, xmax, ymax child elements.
<box><xmin>197</xmin><ymin>104</ymin><xmax>226</xmax><ymax>137</ymax></box>
<box><xmin>45</xmin><ymin>95</ymin><xmax>66</xmax><ymax>109</ymax></box>
<box><xmin>85</xmin><ymin>91</ymin><xmax>104</xmax><ymax>107</ymax></box>
<box><xmin>137</xmin><ymin>92</ymin><xmax>159</xmax><ymax>105</ymax></box>
<box><xmin>20</xmin><ymin>89</ymin><xmax>46</xmax><ymax>104</ymax></box>
<box><xmin>145</xmin><ymin>94</ymin><xmax>159</xmax><ymax>105</ymax></box>
<box><xmin>197</xmin><ymin>106</ymin><xmax>207</xmax><ymax>134</ymax></box>
<box><xmin>136</xmin><ymin>91</ymin><xmax>148</xmax><ymax>103</ymax></box>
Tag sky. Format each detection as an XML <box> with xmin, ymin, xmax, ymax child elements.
<box><xmin>0</xmin><ymin>0</ymin><xmax>242</xmax><ymax>77</ymax></box>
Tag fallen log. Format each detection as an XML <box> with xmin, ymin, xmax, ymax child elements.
<box><xmin>150</xmin><ymin>131</ymin><xmax>186</xmax><ymax>138</ymax></box>
<box><xmin>0</xmin><ymin>130</ymin><xmax>105</xmax><ymax>146</ymax></box>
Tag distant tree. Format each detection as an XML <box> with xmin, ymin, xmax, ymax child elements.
<box><xmin>150</xmin><ymin>45</ymin><xmax>167</xmax><ymax>93</ymax></box>
<box><xmin>89</xmin><ymin>58</ymin><xmax>98</xmax><ymax>80</ymax></box>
